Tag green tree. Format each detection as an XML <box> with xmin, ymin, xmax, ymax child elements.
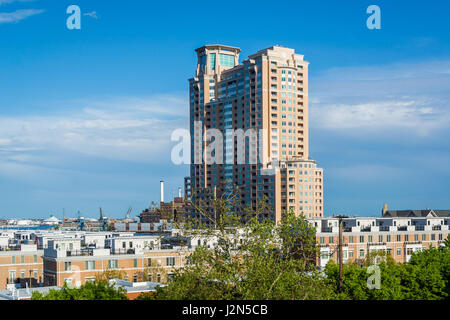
<box><xmin>324</xmin><ymin>243</ymin><xmax>450</xmax><ymax>300</ymax></box>
<box><xmin>138</xmin><ymin>191</ymin><xmax>336</xmax><ymax>300</ymax></box>
<box><xmin>31</xmin><ymin>280</ymin><xmax>128</xmax><ymax>300</ymax></box>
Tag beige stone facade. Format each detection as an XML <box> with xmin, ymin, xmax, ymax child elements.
<box><xmin>188</xmin><ymin>45</ymin><xmax>323</xmax><ymax>223</ymax></box>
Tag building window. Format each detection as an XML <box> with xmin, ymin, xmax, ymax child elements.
<box><xmin>209</xmin><ymin>53</ymin><xmax>216</xmax><ymax>70</ymax></box>
<box><xmin>397</xmin><ymin>234</ymin><xmax>401</xmax><ymax>242</ymax></box>
<box><xmin>359</xmin><ymin>236</ymin><xmax>364</xmax><ymax>243</ymax></box>
<box><xmin>85</xmin><ymin>261</ymin><xmax>95</xmax><ymax>271</ymax></box>
<box><xmin>156</xmin><ymin>274</ymin><xmax>161</xmax><ymax>283</ymax></box>
<box><xmin>349</xmin><ymin>236</ymin><xmax>354</xmax><ymax>243</ymax></box>
<box><xmin>33</xmin><ymin>255</ymin><xmax>37</xmax><ymax>263</ymax></box>
<box><xmin>343</xmin><ymin>251</ymin><xmax>348</xmax><ymax>259</ymax></box>
<box><xmin>9</xmin><ymin>271</ymin><xmax>16</xmax><ymax>283</ymax></box>
<box><xmin>166</xmin><ymin>257</ymin><xmax>175</xmax><ymax>266</ymax></box>
<box><xmin>108</xmin><ymin>260</ymin><xmax>118</xmax><ymax>269</ymax></box>
<box><xmin>378</xmin><ymin>235</ymin><xmax>383</xmax><ymax>243</ymax></box>
<box><xmin>386</xmin><ymin>235</ymin><xmax>391</xmax><ymax>242</ymax></box>
<box><xmin>422</xmin><ymin>234</ymin><xmax>426</xmax><ymax>241</ymax></box>
<box><xmin>64</xmin><ymin>262</ymin><xmax>72</xmax><ymax>271</ymax></box>
<box><xmin>368</xmin><ymin>236</ymin><xmax>372</xmax><ymax>243</ymax></box>
<box><xmin>349</xmin><ymin>250</ymin><xmax>354</xmax><ymax>258</ymax></box>
<box><xmin>320</xmin><ymin>237</ymin><xmax>324</xmax><ymax>244</ymax></box>
<box><xmin>219</xmin><ymin>53</ymin><xmax>234</xmax><ymax>67</ymax></box>
<box><xmin>147</xmin><ymin>258</ymin><xmax>152</xmax><ymax>266</ymax></box>
<box><xmin>21</xmin><ymin>256</ymin><xmax>24</xmax><ymax>264</ymax></box>
<box><xmin>33</xmin><ymin>270</ymin><xmax>38</xmax><ymax>279</ymax></box>
<box><xmin>431</xmin><ymin>234</ymin><xmax>435</xmax><ymax>240</ymax></box>
<box><xmin>414</xmin><ymin>234</ymin><xmax>418</xmax><ymax>241</ymax></box>
<box><xmin>133</xmin><ymin>274</ymin><xmax>138</xmax><ymax>282</ymax></box>
<box><xmin>359</xmin><ymin>249</ymin><xmax>364</xmax><ymax>257</ymax></box>
<box><xmin>329</xmin><ymin>236</ymin><xmax>333</xmax><ymax>244</ymax></box>
<box><xmin>405</xmin><ymin>235</ymin><xmax>409</xmax><ymax>242</ymax></box>
<box><xmin>439</xmin><ymin>234</ymin><xmax>443</xmax><ymax>240</ymax></box>
<box><xmin>11</xmin><ymin>256</ymin><xmax>15</xmax><ymax>264</ymax></box>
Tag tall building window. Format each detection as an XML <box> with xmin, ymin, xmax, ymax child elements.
<box><xmin>200</xmin><ymin>55</ymin><xmax>206</xmax><ymax>72</ymax></box>
<box><xmin>210</xmin><ymin>53</ymin><xmax>216</xmax><ymax>70</ymax></box>
<box><xmin>64</xmin><ymin>262</ymin><xmax>72</xmax><ymax>271</ymax></box>
<box><xmin>219</xmin><ymin>53</ymin><xmax>234</xmax><ymax>67</ymax></box>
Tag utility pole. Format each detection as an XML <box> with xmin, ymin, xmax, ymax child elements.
<box><xmin>336</xmin><ymin>214</ymin><xmax>348</xmax><ymax>294</ymax></box>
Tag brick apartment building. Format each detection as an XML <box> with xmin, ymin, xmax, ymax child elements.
<box><xmin>0</xmin><ymin>245</ymin><xmax>44</xmax><ymax>289</ymax></box>
<box><xmin>42</xmin><ymin>236</ymin><xmax>191</xmax><ymax>287</ymax></box>
<box><xmin>311</xmin><ymin>211</ymin><xmax>449</xmax><ymax>268</ymax></box>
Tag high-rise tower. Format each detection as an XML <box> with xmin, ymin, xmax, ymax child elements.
<box><xmin>186</xmin><ymin>45</ymin><xmax>323</xmax><ymax>224</ymax></box>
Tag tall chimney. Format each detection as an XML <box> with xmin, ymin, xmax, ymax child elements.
<box><xmin>160</xmin><ymin>180</ymin><xmax>164</xmax><ymax>203</ymax></box>
<box><xmin>178</xmin><ymin>187</ymin><xmax>182</xmax><ymax>198</ymax></box>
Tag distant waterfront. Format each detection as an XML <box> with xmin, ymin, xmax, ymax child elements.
<box><xmin>0</xmin><ymin>225</ymin><xmax>55</xmax><ymax>231</ymax></box>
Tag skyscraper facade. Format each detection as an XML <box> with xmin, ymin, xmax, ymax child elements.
<box><xmin>186</xmin><ymin>45</ymin><xmax>323</xmax><ymax>224</ymax></box>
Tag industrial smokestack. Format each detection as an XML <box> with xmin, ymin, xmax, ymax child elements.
<box><xmin>160</xmin><ymin>180</ymin><xmax>164</xmax><ymax>203</ymax></box>
<box><xmin>178</xmin><ymin>187</ymin><xmax>182</xmax><ymax>198</ymax></box>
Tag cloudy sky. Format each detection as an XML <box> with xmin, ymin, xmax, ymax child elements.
<box><xmin>0</xmin><ymin>0</ymin><xmax>449</xmax><ymax>218</ymax></box>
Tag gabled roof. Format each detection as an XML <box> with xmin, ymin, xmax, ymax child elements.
<box><xmin>383</xmin><ymin>209</ymin><xmax>450</xmax><ymax>218</ymax></box>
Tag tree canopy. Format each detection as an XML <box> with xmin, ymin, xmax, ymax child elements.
<box><xmin>31</xmin><ymin>280</ymin><xmax>128</xmax><ymax>300</ymax></box>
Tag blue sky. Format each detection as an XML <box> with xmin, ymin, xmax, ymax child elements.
<box><xmin>0</xmin><ymin>0</ymin><xmax>449</xmax><ymax>219</ymax></box>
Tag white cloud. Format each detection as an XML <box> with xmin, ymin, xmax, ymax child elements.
<box><xmin>0</xmin><ymin>95</ymin><xmax>189</xmax><ymax>170</ymax></box>
<box><xmin>329</xmin><ymin>164</ymin><xmax>410</xmax><ymax>182</ymax></box>
<box><xmin>0</xmin><ymin>8</ymin><xmax>43</xmax><ymax>24</ymax></box>
<box><xmin>310</xmin><ymin>60</ymin><xmax>450</xmax><ymax>136</ymax></box>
